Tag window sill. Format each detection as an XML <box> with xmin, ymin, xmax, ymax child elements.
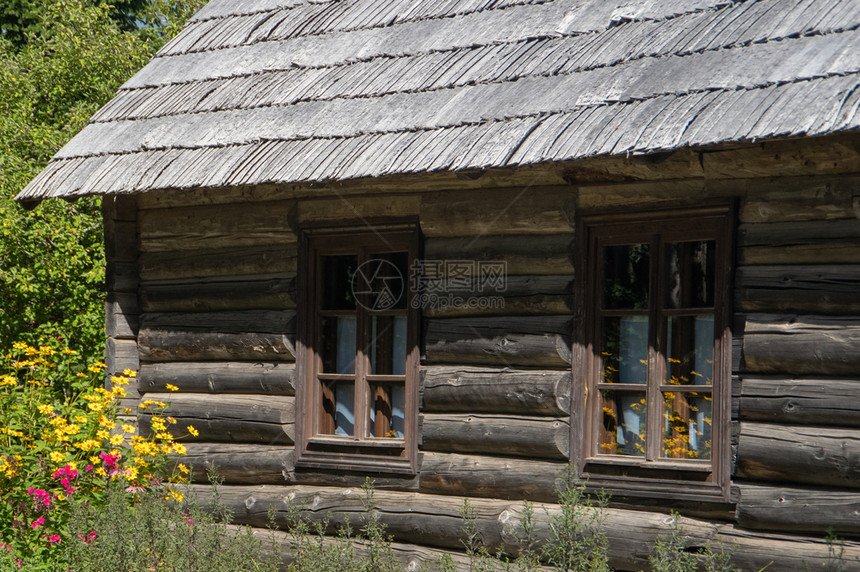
<box><xmin>296</xmin><ymin>437</ymin><xmax>415</xmax><ymax>475</ymax></box>
<box><xmin>587</xmin><ymin>455</ymin><xmax>713</xmax><ymax>472</ymax></box>
<box><xmin>307</xmin><ymin>436</ymin><xmax>406</xmax><ymax>449</ymax></box>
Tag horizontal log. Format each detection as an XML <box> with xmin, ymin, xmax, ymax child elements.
<box><xmin>422</xmin><ymin>275</ymin><xmax>573</xmax><ymax>318</ymax></box>
<box><xmin>739</xmin><ymin>376</ymin><xmax>860</xmax><ymax>427</ymax></box>
<box><xmin>138</xmin><ymin>311</ymin><xmax>297</xmax><ymax>361</ymax></box>
<box><xmin>173</xmin><ymin>443</ymin><xmax>293</xmax><ymax>484</ymax></box>
<box><xmin>139</xmin><ymin>245</ymin><xmax>297</xmax><ymax>281</ymax></box>
<box><xmin>105</xmin><ymin>338</ymin><xmax>139</xmax><ymax>375</ymax></box>
<box><xmin>140</xmin><ymin>275</ymin><xmax>296</xmax><ymax>312</ymax></box>
<box><xmin>422</xmin><ymin>366</ymin><xmax>570</xmax><ymax>416</ymax></box>
<box><xmin>141</xmin><ymin>310</ymin><xmax>295</xmax><ymax>334</ymax></box>
<box><xmin>737</xmin><ymin>422</ymin><xmax>860</xmax><ymax>488</ymax></box>
<box><xmin>138</xmin><ymin>200</ymin><xmax>296</xmax><ymax>252</ymax></box>
<box><xmin>739</xmin><ymin>175</ymin><xmax>860</xmax><ymax>223</ymax></box>
<box><xmin>703</xmin><ymin>135</ymin><xmax>860</xmax><ymax>180</ymax></box>
<box><xmin>737</xmin><ymin>483</ymin><xmax>860</xmax><ymax>537</ymax></box>
<box><xmin>422</xmin><ymin>414</ymin><xmax>569</xmax><ymax>460</ymax></box>
<box><xmin>420</xmin><ymin>187</ymin><xmax>574</xmax><ymax>237</ymax></box>
<box><xmin>739</xmin><ymin>220</ymin><xmax>860</xmax><ymax>265</ymax></box>
<box><xmin>737</xmin><ymin>265</ymin><xmax>860</xmax><ymax>314</ymax></box>
<box><xmin>297</xmin><ymin>193</ymin><xmax>420</xmax><ymax>225</ymax></box>
<box><xmin>743</xmin><ymin>314</ymin><xmax>860</xmax><ymax>375</ymax></box>
<box><xmin>141</xmin><ymin>392</ymin><xmax>294</xmax><ymax>445</ymax></box>
<box><xmin>424</xmin><ymin>316</ymin><xmax>572</xmax><ymax>368</ymax></box>
<box><xmin>138</xmin><ymin>331</ymin><xmax>296</xmax><ymax>362</ymax></box>
<box><xmin>423</xmin><ymin>234</ymin><xmax>574</xmax><ymax>276</ymax></box>
<box><xmin>139</xmin><ymin>362</ymin><xmax>294</xmax><ymax>395</ymax></box>
<box><xmin>190</xmin><ymin>484</ymin><xmax>860</xmax><ymax>571</ymax></box>
<box><xmin>419</xmin><ymin>452</ymin><xmax>564</xmax><ymax>502</ymax></box>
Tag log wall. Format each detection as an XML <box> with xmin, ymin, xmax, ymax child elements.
<box><xmin>109</xmin><ymin>137</ymin><xmax>860</xmax><ymax>570</ymax></box>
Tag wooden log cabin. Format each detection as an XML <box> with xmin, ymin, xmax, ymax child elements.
<box><xmin>17</xmin><ymin>0</ymin><xmax>860</xmax><ymax>569</ymax></box>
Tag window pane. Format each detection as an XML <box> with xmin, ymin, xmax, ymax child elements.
<box><xmin>371</xmin><ymin>315</ymin><xmax>407</xmax><ymax>375</ymax></box>
<box><xmin>322</xmin><ymin>380</ymin><xmax>355</xmax><ymax>436</ymax></box>
<box><xmin>321</xmin><ymin>316</ymin><xmax>356</xmax><ymax>374</ymax></box>
<box><xmin>599</xmin><ymin>390</ymin><xmax>646</xmax><ymax>456</ymax></box>
<box><xmin>662</xmin><ymin>391</ymin><xmax>712</xmax><ymax>460</ymax></box>
<box><xmin>603</xmin><ymin>244</ymin><xmax>650</xmax><ymax>310</ymax></box>
<box><xmin>369</xmin><ymin>383</ymin><xmax>405</xmax><ymax>438</ymax></box>
<box><xmin>321</xmin><ymin>255</ymin><xmax>357</xmax><ymax>310</ymax></box>
<box><xmin>353</xmin><ymin>251</ymin><xmax>409</xmax><ymax>311</ymax></box>
<box><xmin>666</xmin><ymin>315</ymin><xmax>714</xmax><ymax>385</ymax></box>
<box><xmin>601</xmin><ymin>316</ymin><xmax>649</xmax><ymax>384</ymax></box>
<box><xmin>665</xmin><ymin>241</ymin><xmax>715</xmax><ymax>309</ymax></box>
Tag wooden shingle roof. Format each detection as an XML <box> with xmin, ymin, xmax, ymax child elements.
<box><xmin>17</xmin><ymin>0</ymin><xmax>860</xmax><ymax>200</ymax></box>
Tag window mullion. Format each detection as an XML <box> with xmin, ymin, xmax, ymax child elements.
<box><xmin>646</xmin><ymin>235</ymin><xmax>664</xmax><ymax>462</ymax></box>
<box><xmin>354</xmin><ymin>247</ymin><xmax>369</xmax><ymax>441</ymax></box>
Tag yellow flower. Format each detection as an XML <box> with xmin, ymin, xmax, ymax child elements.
<box><xmin>12</xmin><ymin>342</ymin><xmax>28</xmax><ymax>350</ymax></box>
<box><xmin>87</xmin><ymin>366</ymin><xmax>102</xmax><ymax>373</ymax></box>
<box><xmin>93</xmin><ymin>361</ymin><xmax>106</xmax><ymax>369</ymax></box>
<box><xmin>98</xmin><ymin>415</ymin><xmax>116</xmax><ymax>429</ymax></box>
<box><xmin>57</xmin><ymin>492</ymin><xmax>66</xmax><ymax>501</ymax></box>
<box><xmin>122</xmin><ymin>408</ymin><xmax>133</xmax><ymax>414</ymax></box>
<box><xmin>96</xmin><ymin>429</ymin><xmax>110</xmax><ymax>440</ymax></box>
<box><xmin>124</xmin><ymin>466</ymin><xmax>139</xmax><ymax>480</ymax></box>
<box><xmin>165</xmin><ymin>384</ymin><xmax>179</xmax><ymax>392</ymax></box>
<box><xmin>110</xmin><ymin>434</ymin><xmax>125</xmax><ymax>446</ymax></box>
<box><xmin>62</xmin><ymin>348</ymin><xmax>77</xmax><ymax>355</ymax></box>
<box><xmin>75</xmin><ymin>439</ymin><xmax>101</xmax><ymax>452</ymax></box>
<box><xmin>156</xmin><ymin>432</ymin><xmax>174</xmax><ymax>442</ymax></box>
<box><xmin>63</xmin><ymin>424</ymin><xmax>81</xmax><ymax>435</ymax></box>
<box><xmin>87</xmin><ymin>402</ymin><xmax>105</xmax><ymax>412</ymax></box>
<box><xmin>122</xmin><ymin>369</ymin><xmax>137</xmax><ymax>378</ymax></box>
<box><xmin>166</xmin><ymin>489</ymin><xmax>183</xmax><ymax>503</ymax></box>
<box><xmin>112</xmin><ymin>386</ymin><xmax>127</xmax><ymax>398</ymax></box>
<box><xmin>49</xmin><ymin>451</ymin><xmax>64</xmax><ymax>463</ymax></box>
<box><xmin>177</xmin><ymin>463</ymin><xmax>189</xmax><ymax>474</ymax></box>
<box><xmin>110</xmin><ymin>375</ymin><xmax>129</xmax><ymax>386</ymax></box>
<box><xmin>76</xmin><ymin>373</ymin><xmax>88</xmax><ymax>378</ymax></box>
<box><xmin>49</xmin><ymin>416</ymin><xmax>67</xmax><ymax>426</ymax></box>
<box><xmin>0</xmin><ymin>375</ymin><xmax>16</xmax><ymax>387</ymax></box>
<box><xmin>121</xmin><ymin>424</ymin><xmax>136</xmax><ymax>434</ymax></box>
<box><xmin>143</xmin><ymin>400</ymin><xmax>166</xmax><ymax>408</ymax></box>
<box><xmin>172</xmin><ymin>443</ymin><xmax>187</xmax><ymax>455</ymax></box>
<box><xmin>187</xmin><ymin>425</ymin><xmax>199</xmax><ymax>437</ymax></box>
<box><xmin>37</xmin><ymin>404</ymin><xmax>54</xmax><ymax>414</ymax></box>
<box><xmin>150</xmin><ymin>417</ymin><xmax>167</xmax><ymax>432</ymax></box>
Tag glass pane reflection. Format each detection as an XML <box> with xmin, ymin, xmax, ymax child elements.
<box><xmin>603</xmin><ymin>244</ymin><xmax>650</xmax><ymax>310</ymax></box>
<box><xmin>321</xmin><ymin>316</ymin><xmax>356</xmax><ymax>374</ymax></box>
<box><xmin>666</xmin><ymin>315</ymin><xmax>714</xmax><ymax>385</ymax></box>
<box><xmin>369</xmin><ymin>383</ymin><xmax>405</xmax><ymax>438</ymax></box>
<box><xmin>602</xmin><ymin>316</ymin><xmax>648</xmax><ymax>384</ymax></box>
<box><xmin>371</xmin><ymin>315</ymin><xmax>407</xmax><ymax>375</ymax></box>
<box><xmin>665</xmin><ymin>241</ymin><xmax>715</xmax><ymax>309</ymax></box>
<box><xmin>599</xmin><ymin>390</ymin><xmax>646</xmax><ymax>456</ymax></box>
<box><xmin>662</xmin><ymin>391</ymin><xmax>712</xmax><ymax>459</ymax></box>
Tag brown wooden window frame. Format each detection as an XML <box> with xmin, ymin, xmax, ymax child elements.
<box><xmin>572</xmin><ymin>204</ymin><xmax>734</xmax><ymax>502</ymax></box>
<box><xmin>295</xmin><ymin>225</ymin><xmax>420</xmax><ymax>475</ymax></box>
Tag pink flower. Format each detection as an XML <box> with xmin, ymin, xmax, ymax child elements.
<box><xmin>31</xmin><ymin>516</ymin><xmax>45</xmax><ymax>529</ymax></box>
<box><xmin>85</xmin><ymin>464</ymin><xmax>93</xmax><ymax>471</ymax></box>
<box><xmin>99</xmin><ymin>452</ymin><xmax>119</xmax><ymax>468</ymax></box>
<box><xmin>78</xmin><ymin>531</ymin><xmax>97</xmax><ymax>545</ymax></box>
<box><xmin>46</xmin><ymin>535</ymin><xmax>61</xmax><ymax>544</ymax></box>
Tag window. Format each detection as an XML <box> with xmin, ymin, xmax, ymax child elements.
<box><xmin>295</xmin><ymin>227</ymin><xmax>419</xmax><ymax>474</ymax></box>
<box><xmin>572</xmin><ymin>205</ymin><xmax>733</xmax><ymax>501</ymax></box>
